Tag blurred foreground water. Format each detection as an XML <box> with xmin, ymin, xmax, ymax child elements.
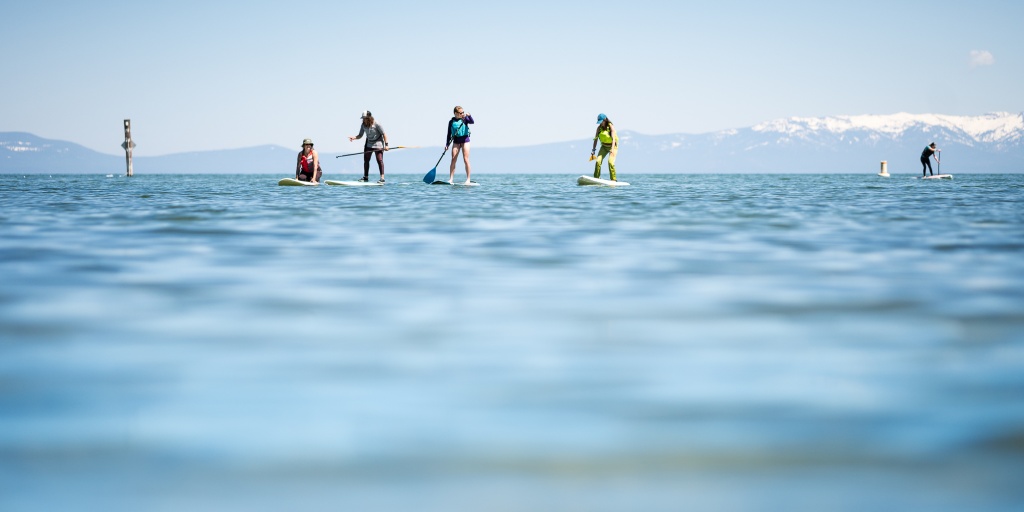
<box><xmin>1</xmin><ymin>173</ymin><xmax>1022</xmax><ymax>511</ymax></box>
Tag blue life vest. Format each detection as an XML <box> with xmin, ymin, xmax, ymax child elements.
<box><xmin>451</xmin><ymin>119</ymin><xmax>471</xmax><ymax>138</ymax></box>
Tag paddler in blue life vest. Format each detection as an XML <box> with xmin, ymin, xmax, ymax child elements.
<box><xmin>920</xmin><ymin>142</ymin><xmax>940</xmax><ymax>177</ymax></box>
<box><xmin>591</xmin><ymin>113</ymin><xmax>619</xmax><ymax>181</ymax></box>
<box><xmin>295</xmin><ymin>138</ymin><xmax>322</xmax><ymax>183</ymax></box>
<box><xmin>445</xmin><ymin>106</ymin><xmax>475</xmax><ymax>184</ymax></box>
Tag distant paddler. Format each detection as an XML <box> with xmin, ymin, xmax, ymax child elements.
<box><xmin>920</xmin><ymin>142</ymin><xmax>940</xmax><ymax>177</ymax></box>
<box><xmin>444</xmin><ymin>106</ymin><xmax>474</xmax><ymax>185</ymax></box>
<box><xmin>295</xmin><ymin>138</ymin><xmax>322</xmax><ymax>183</ymax></box>
<box><xmin>591</xmin><ymin>113</ymin><xmax>619</xmax><ymax>181</ymax></box>
<box><xmin>349</xmin><ymin>110</ymin><xmax>388</xmax><ymax>183</ymax></box>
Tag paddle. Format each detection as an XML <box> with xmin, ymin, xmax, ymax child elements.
<box><xmin>422</xmin><ymin>149</ymin><xmax>448</xmax><ymax>183</ymax></box>
<box><xmin>335</xmin><ymin>146</ymin><xmax>417</xmax><ymax>158</ymax></box>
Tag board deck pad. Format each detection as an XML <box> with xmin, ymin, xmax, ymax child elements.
<box><xmin>921</xmin><ymin>174</ymin><xmax>954</xmax><ymax>180</ymax></box>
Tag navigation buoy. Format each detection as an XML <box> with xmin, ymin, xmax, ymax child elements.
<box><xmin>878</xmin><ymin>160</ymin><xmax>890</xmax><ymax>177</ymax></box>
<box><xmin>121</xmin><ymin>119</ymin><xmax>136</xmax><ymax>177</ymax></box>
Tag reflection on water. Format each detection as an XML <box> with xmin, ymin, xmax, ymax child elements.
<box><xmin>1</xmin><ymin>174</ymin><xmax>1023</xmax><ymax>511</ymax></box>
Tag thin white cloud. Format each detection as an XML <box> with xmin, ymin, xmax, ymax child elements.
<box><xmin>969</xmin><ymin>50</ymin><xmax>995</xmax><ymax>68</ymax></box>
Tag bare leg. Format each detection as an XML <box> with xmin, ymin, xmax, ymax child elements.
<box><xmin>449</xmin><ymin>144</ymin><xmax>461</xmax><ymax>184</ymax></box>
<box><xmin>462</xmin><ymin>143</ymin><xmax>472</xmax><ymax>183</ymax></box>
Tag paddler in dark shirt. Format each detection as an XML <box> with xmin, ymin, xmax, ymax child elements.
<box><xmin>920</xmin><ymin>142</ymin><xmax>940</xmax><ymax>177</ymax></box>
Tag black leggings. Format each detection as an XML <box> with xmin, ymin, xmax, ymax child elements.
<box><xmin>363</xmin><ymin>148</ymin><xmax>384</xmax><ymax>176</ymax></box>
<box><xmin>920</xmin><ymin>157</ymin><xmax>932</xmax><ymax>176</ymax></box>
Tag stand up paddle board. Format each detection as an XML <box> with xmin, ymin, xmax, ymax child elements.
<box><xmin>920</xmin><ymin>174</ymin><xmax>953</xmax><ymax>180</ymax></box>
<box><xmin>431</xmin><ymin>180</ymin><xmax>479</xmax><ymax>186</ymax></box>
<box><xmin>278</xmin><ymin>178</ymin><xmax>318</xmax><ymax>186</ymax></box>
<box><xmin>325</xmin><ymin>180</ymin><xmax>383</xmax><ymax>186</ymax></box>
<box><xmin>577</xmin><ymin>175</ymin><xmax>629</xmax><ymax>187</ymax></box>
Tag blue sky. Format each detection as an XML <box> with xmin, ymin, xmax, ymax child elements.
<box><xmin>1</xmin><ymin>0</ymin><xmax>1020</xmax><ymax>155</ymax></box>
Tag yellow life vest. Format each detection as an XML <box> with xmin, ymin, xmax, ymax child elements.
<box><xmin>597</xmin><ymin>127</ymin><xmax>618</xmax><ymax>145</ymax></box>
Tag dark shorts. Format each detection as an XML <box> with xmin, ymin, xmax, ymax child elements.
<box><xmin>297</xmin><ymin>168</ymin><xmax>322</xmax><ymax>182</ymax></box>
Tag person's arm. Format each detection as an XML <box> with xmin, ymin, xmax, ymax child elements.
<box><xmin>445</xmin><ymin>119</ymin><xmax>453</xmax><ymax>149</ymax></box>
<box><xmin>610</xmin><ymin>126</ymin><xmax>618</xmax><ymax>148</ymax></box>
<box><xmin>311</xmin><ymin>151</ymin><xmax>320</xmax><ymax>182</ymax></box>
<box><xmin>296</xmin><ymin>152</ymin><xmax>303</xmax><ymax>178</ymax></box>
<box><xmin>591</xmin><ymin>127</ymin><xmax>599</xmax><ymax>154</ymax></box>
<box><xmin>464</xmin><ymin>114</ymin><xmax>474</xmax><ymax>124</ymax></box>
<box><xmin>349</xmin><ymin>125</ymin><xmax>365</xmax><ymax>142</ymax></box>
<box><xmin>380</xmin><ymin>124</ymin><xmax>389</xmax><ymax>150</ymax></box>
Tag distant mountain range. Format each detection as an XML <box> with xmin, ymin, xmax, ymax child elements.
<box><xmin>4</xmin><ymin>112</ymin><xmax>1023</xmax><ymax>174</ymax></box>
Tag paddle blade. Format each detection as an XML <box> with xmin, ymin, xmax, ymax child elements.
<box><xmin>423</xmin><ymin>168</ymin><xmax>436</xmax><ymax>184</ymax></box>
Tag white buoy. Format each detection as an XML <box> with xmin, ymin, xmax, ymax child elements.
<box><xmin>878</xmin><ymin>160</ymin><xmax>890</xmax><ymax>177</ymax></box>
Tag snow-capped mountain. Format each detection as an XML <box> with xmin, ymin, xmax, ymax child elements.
<box><xmin>610</xmin><ymin>112</ymin><xmax>1024</xmax><ymax>172</ymax></box>
<box><xmin>750</xmin><ymin>112</ymin><xmax>1023</xmax><ymax>149</ymax></box>
<box><xmin>4</xmin><ymin>113</ymin><xmax>1023</xmax><ymax>173</ymax></box>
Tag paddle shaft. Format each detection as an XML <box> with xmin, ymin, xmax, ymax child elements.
<box><xmin>433</xmin><ymin>149</ymin><xmax>447</xmax><ymax>168</ymax></box>
<box><xmin>335</xmin><ymin>146</ymin><xmax>414</xmax><ymax>158</ymax></box>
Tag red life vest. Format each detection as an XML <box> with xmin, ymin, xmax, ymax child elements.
<box><xmin>300</xmin><ymin>152</ymin><xmax>314</xmax><ymax>173</ymax></box>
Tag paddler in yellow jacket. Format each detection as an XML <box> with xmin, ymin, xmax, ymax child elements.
<box><xmin>590</xmin><ymin>113</ymin><xmax>618</xmax><ymax>181</ymax></box>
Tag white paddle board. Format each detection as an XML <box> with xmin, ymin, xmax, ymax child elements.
<box><xmin>325</xmin><ymin>180</ymin><xmax>383</xmax><ymax>186</ymax></box>
<box><xmin>431</xmin><ymin>180</ymin><xmax>480</xmax><ymax>186</ymax></box>
<box><xmin>278</xmin><ymin>178</ymin><xmax>318</xmax><ymax>186</ymax></box>
<box><xmin>920</xmin><ymin>174</ymin><xmax>953</xmax><ymax>180</ymax></box>
<box><xmin>577</xmin><ymin>175</ymin><xmax>629</xmax><ymax>186</ymax></box>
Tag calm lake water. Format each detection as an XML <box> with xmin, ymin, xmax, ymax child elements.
<box><xmin>1</xmin><ymin>173</ymin><xmax>1023</xmax><ymax>511</ymax></box>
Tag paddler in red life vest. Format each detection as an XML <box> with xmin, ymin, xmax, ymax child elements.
<box><xmin>296</xmin><ymin>138</ymin><xmax>322</xmax><ymax>183</ymax></box>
